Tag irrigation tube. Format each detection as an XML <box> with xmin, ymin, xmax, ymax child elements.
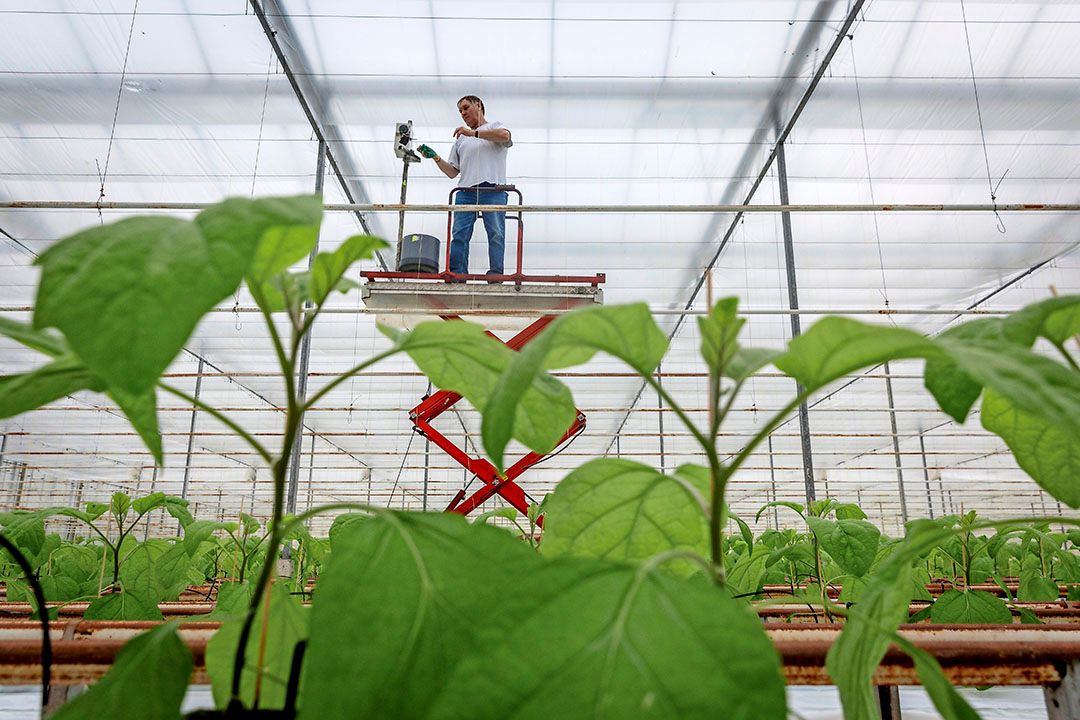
<box><xmin>3</xmin><ymin>200</ymin><xmax>1080</xmax><ymax>213</ymax></box>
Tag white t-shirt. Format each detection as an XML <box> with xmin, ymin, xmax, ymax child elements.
<box><xmin>447</xmin><ymin>120</ymin><xmax>512</xmax><ymax>188</ymax></box>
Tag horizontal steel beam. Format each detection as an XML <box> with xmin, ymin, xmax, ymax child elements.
<box><xmin>5</xmin><ymin>200</ymin><xmax>1079</xmax><ymax>213</ymax></box>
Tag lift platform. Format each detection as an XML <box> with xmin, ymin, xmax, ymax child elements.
<box><xmin>360</xmin><ymin>183</ymin><xmax>603</xmax><ymax>520</ymax></box>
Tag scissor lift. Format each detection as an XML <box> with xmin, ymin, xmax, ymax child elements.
<box><xmin>361</xmin><ymin>185</ymin><xmax>604</xmax><ymax>519</ymax></box>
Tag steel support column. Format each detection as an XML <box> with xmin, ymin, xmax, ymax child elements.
<box><xmin>776</xmin><ymin>141</ymin><xmax>816</xmax><ymax>504</ymax></box>
<box><xmin>178</xmin><ymin>355</ymin><xmax>205</xmax><ymax>529</ymax></box>
<box><xmin>286</xmin><ymin>140</ymin><xmax>326</xmax><ymax>517</ymax></box>
<box><xmin>883</xmin><ymin>361</ymin><xmax>908</xmax><ymax>523</ymax></box>
<box><xmin>918</xmin><ymin>430</ymin><xmax>934</xmax><ymax>520</ymax></box>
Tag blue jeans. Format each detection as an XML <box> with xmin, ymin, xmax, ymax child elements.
<box><xmin>450</xmin><ymin>183</ymin><xmax>507</xmax><ymax>275</ymax></box>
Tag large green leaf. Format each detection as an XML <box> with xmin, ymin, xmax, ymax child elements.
<box><xmin>309</xmin><ymin>235</ymin><xmax>387</xmax><ymax>306</ymax></box>
<box><xmin>938</xmin><ymin>338</ymin><xmax>1080</xmax><ymax>438</ymax></box>
<box><xmin>299</xmin><ymin>512</ymin><xmax>535</xmax><ymax>720</ymax></box>
<box><xmin>52</xmin><ymin>623</ymin><xmax>192</xmax><ymax>720</ymax></box>
<box><xmin>540</xmin><ymin>459</ymin><xmax>708</xmax><ymax>576</ymax></box>
<box><xmin>930</xmin><ymin>590</ymin><xmax>1011</xmax><ymax>624</ymax></box>
<box><xmin>430</xmin><ymin>556</ymin><xmax>786</xmax><ymax>720</ymax></box>
<box><xmin>807</xmin><ymin>517</ymin><xmax>881</xmax><ymax>578</ymax></box>
<box><xmin>981</xmin><ymin>389</ymin><xmax>1080</xmax><ymax>508</ymax></box>
<box><xmin>119</xmin><ymin>541</ymin><xmax>192</xmax><ymax>602</ymax></box>
<box><xmin>1004</xmin><ymin>295</ymin><xmax>1080</xmax><ymax>347</ymax></box>
<box><xmin>206</xmin><ymin>581</ymin><xmax>309</xmax><ymax>710</ymax></box>
<box><xmin>84</xmin><ymin>589</ymin><xmax>163</xmax><ymax>621</ymax></box>
<box><xmin>0</xmin><ymin>355</ymin><xmax>104</xmax><ymax>419</ymax></box>
<box><xmin>390</xmin><ymin>320</ymin><xmax>577</xmax><ymax>467</ymax></box>
<box><xmin>775</xmin><ymin>318</ymin><xmax>939</xmax><ymax>393</ymax></box>
<box><xmin>478</xmin><ymin>304</ymin><xmax>667</xmax><ymax>470</ymax></box>
<box><xmin>34</xmin><ymin>196</ymin><xmax>322</xmax><ymax>394</ymax></box>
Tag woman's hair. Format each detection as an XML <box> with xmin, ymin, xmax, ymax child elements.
<box><xmin>457</xmin><ymin>95</ymin><xmax>485</xmax><ymax>113</ymax></box>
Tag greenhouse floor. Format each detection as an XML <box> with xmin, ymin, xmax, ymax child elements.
<box><xmin>0</xmin><ymin>684</ymin><xmax>1051</xmax><ymax>719</ymax></box>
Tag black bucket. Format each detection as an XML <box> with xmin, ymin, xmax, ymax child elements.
<box><xmin>397</xmin><ymin>233</ymin><xmax>441</xmax><ymax>273</ymax></box>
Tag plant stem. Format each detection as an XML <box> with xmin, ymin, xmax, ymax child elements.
<box><xmin>159</xmin><ymin>383</ymin><xmax>273</xmax><ymax>464</ymax></box>
<box><xmin>1051</xmin><ymin>339</ymin><xmax>1080</xmax><ymax>371</ymax></box>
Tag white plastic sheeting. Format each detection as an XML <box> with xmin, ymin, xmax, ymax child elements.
<box><xmin>0</xmin><ymin>0</ymin><xmax>1077</xmax><ymax>531</ymax></box>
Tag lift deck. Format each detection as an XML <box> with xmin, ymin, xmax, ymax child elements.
<box><xmin>360</xmin><ymin>184</ymin><xmax>604</xmax><ymax>520</ymax></box>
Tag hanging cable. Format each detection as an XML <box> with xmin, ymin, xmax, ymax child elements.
<box><xmin>386</xmin><ymin>430</ymin><xmax>416</xmax><ymax>508</ymax></box>
<box><xmin>96</xmin><ymin>0</ymin><xmax>140</xmax><ymax>222</ymax></box>
<box><xmin>251</xmin><ymin>48</ymin><xmax>274</xmax><ymax>197</ymax></box>
<box><xmin>959</xmin><ymin>0</ymin><xmax>1006</xmax><ymax>234</ymax></box>
<box><xmin>850</xmin><ymin>37</ymin><xmax>891</xmax><ymax>310</ymax></box>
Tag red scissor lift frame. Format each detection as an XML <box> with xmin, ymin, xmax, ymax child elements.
<box><xmin>362</xmin><ymin>185</ymin><xmax>603</xmax><ymax>520</ymax></box>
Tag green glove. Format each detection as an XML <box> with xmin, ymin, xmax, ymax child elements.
<box><xmin>418</xmin><ymin>144</ymin><xmax>438</xmax><ymax>159</ymax></box>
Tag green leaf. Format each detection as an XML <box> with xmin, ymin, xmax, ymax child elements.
<box><xmin>1018</xmin><ymin>570</ymin><xmax>1060</xmax><ymax>602</ymax></box>
<box><xmin>164</xmin><ymin>497</ymin><xmax>194</xmax><ymax>528</ymax></box>
<box><xmin>120</xmin><ymin>542</ymin><xmax>192</xmax><ymax>602</ymax></box>
<box><xmin>108</xmin><ymin>386</ymin><xmax>162</xmax><ymax>464</ymax></box>
<box><xmin>327</xmin><ymin>513</ymin><xmax>366</xmax><ymax>548</ymax></box>
<box><xmin>206</xmin><ymin>581</ymin><xmax>308</xmax><ymax>710</ymax></box>
<box><xmin>34</xmin><ymin>196</ymin><xmax>321</xmax><ymax>395</ymax></box>
<box><xmin>539</xmin><ymin>459</ymin><xmax>708</xmax><ymax>576</ymax></box>
<box><xmin>728</xmin><ymin>546</ymin><xmax>769</xmax><ymax>596</ymax></box>
<box><xmin>472</xmin><ymin>507</ymin><xmax>520</xmax><ymax>525</ymax></box>
<box><xmin>930</xmin><ymin>590</ymin><xmax>1012</xmax><ymax>624</ymax></box>
<box><xmin>239</xmin><ymin>513</ymin><xmax>261</xmax><ymax>536</ymax></box>
<box><xmin>52</xmin><ymin>623</ymin><xmax>192</xmax><ymax>720</ymax></box>
<box><xmin>924</xmin><ymin>319</ymin><xmax>1011</xmax><ymax>422</ymax></box>
<box><xmin>183</xmin><ymin>520</ymin><xmax>237</xmax><ymax>557</ymax></box>
<box><xmin>309</xmin><ymin>235</ymin><xmax>388</xmax><ymax>306</ymax></box>
<box><xmin>132</xmin><ymin>492</ymin><xmax>168</xmax><ymax>516</ymax></box>
<box><xmin>890</xmin><ymin>633</ymin><xmax>982</xmax><ymax>720</ymax></box>
<box><xmin>775</xmin><ymin>318</ymin><xmax>938</xmax><ymax>393</ymax></box>
<box><xmin>0</xmin><ymin>355</ymin><xmax>105</xmax><ymax>419</ymax></box>
<box><xmin>430</xmin><ymin>556</ymin><xmax>787</xmax><ymax>720</ymax></box>
<box><xmin>726</xmin><ymin>347</ymin><xmax>782</xmax><ymax>384</ymax></box>
<box><xmin>806</xmin><ymin>517</ymin><xmax>880</xmax><ymax>577</ymax></box>
<box><xmin>110</xmin><ymin>492</ymin><xmax>131</xmax><ymax>522</ymax></box>
<box><xmin>834</xmin><ymin>503</ymin><xmax>868</xmax><ymax>520</ymax></box>
<box><xmin>84</xmin><ymin>502</ymin><xmax>108</xmax><ymax>520</ymax></box>
<box><xmin>981</xmin><ymin>389</ymin><xmax>1080</xmax><ymax>508</ymax></box>
<box><xmin>300</xmin><ymin>512</ymin><xmax>536</xmax><ymax>719</ymax></box>
<box><xmin>392</xmin><ymin>320</ymin><xmax>577</xmax><ymax>471</ymax></box>
<box><xmin>938</xmin><ymin>338</ymin><xmax>1080</xmax><ymax>438</ymax></box>
<box><xmin>755</xmin><ymin>501</ymin><xmax>805</xmax><ymax>523</ymax></box>
<box><xmin>478</xmin><ymin>303</ymin><xmax>667</xmax><ymax>471</ymax></box>
<box><xmin>206</xmin><ymin>581</ymin><xmax>253</xmax><ymax>620</ymax></box>
<box><xmin>1005</xmin><ymin>294</ymin><xmax>1080</xmax><ymax>347</ymax></box>
<box><xmin>697</xmin><ymin>297</ymin><xmax>743</xmax><ymax>375</ymax></box>
<box><xmin>0</xmin><ymin>316</ymin><xmax>68</xmax><ymax>357</ymax></box>
<box><xmin>84</xmin><ymin>590</ymin><xmax>163</xmax><ymax>620</ymax></box>
<box><xmin>731</xmin><ymin>512</ymin><xmax>755</xmax><ymax>550</ymax></box>
<box><xmin>0</xmin><ymin>511</ymin><xmax>48</xmax><ymax>561</ymax></box>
